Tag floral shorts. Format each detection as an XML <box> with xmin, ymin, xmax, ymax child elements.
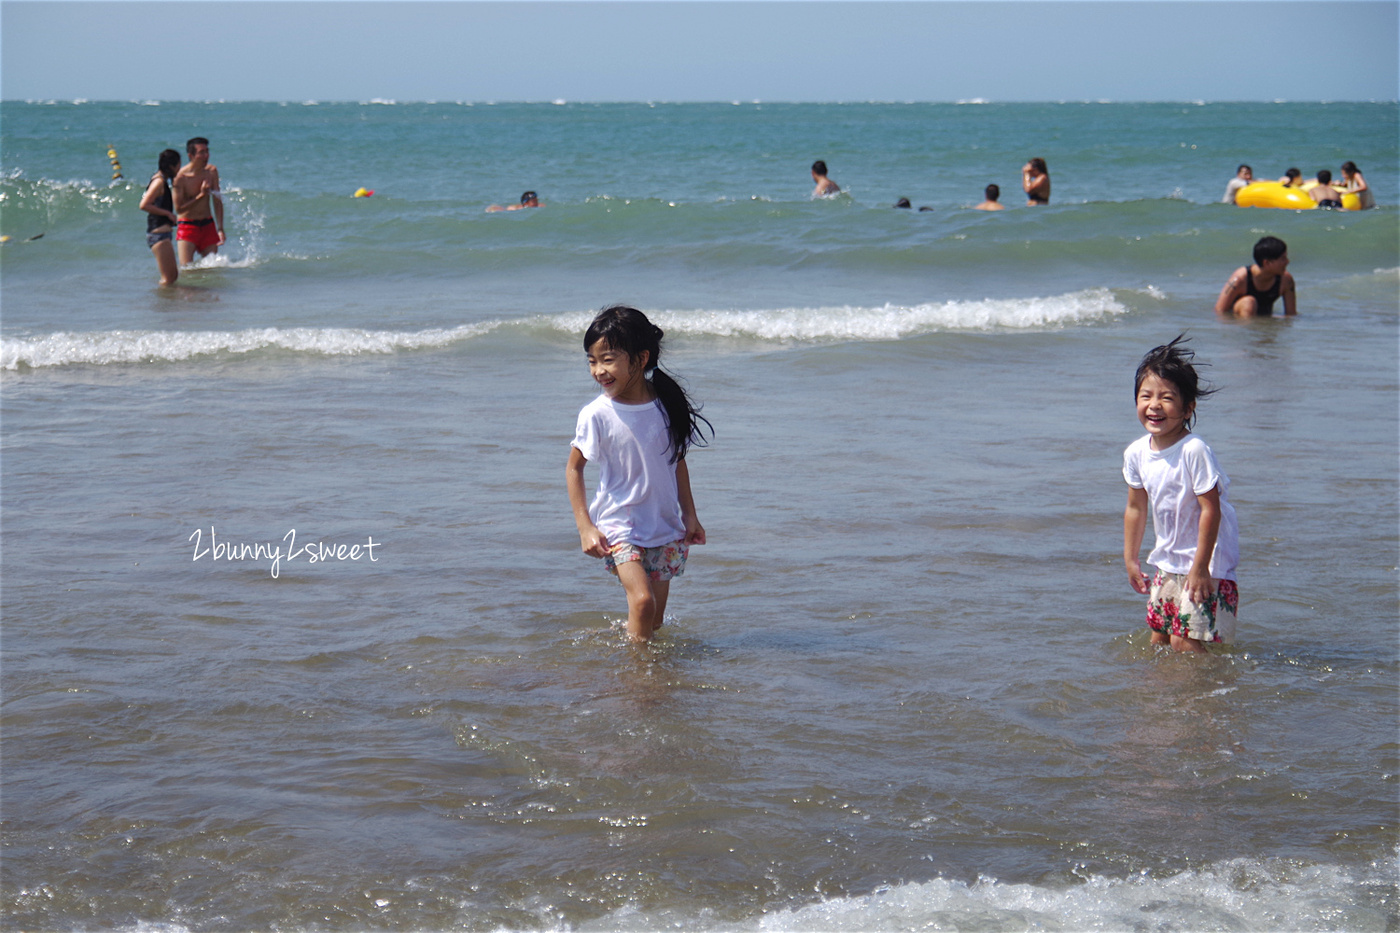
<box><xmin>604</xmin><ymin>540</ymin><xmax>688</xmax><ymax>582</ymax></box>
<box><xmin>1146</xmin><ymin>570</ymin><xmax>1239</xmax><ymax>644</ymax></box>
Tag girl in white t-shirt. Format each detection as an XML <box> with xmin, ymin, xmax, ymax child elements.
<box><xmin>1123</xmin><ymin>335</ymin><xmax>1240</xmax><ymax>652</ymax></box>
<box><xmin>566</xmin><ymin>306</ymin><xmax>712</xmax><ymax>643</ymax></box>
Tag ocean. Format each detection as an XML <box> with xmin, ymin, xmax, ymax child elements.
<box><xmin>2</xmin><ymin>100</ymin><xmax>1397</xmax><ymax>931</ymax></box>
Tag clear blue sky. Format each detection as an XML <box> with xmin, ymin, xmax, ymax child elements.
<box><xmin>2</xmin><ymin>1</ymin><xmax>1396</xmax><ymax>102</ymax></box>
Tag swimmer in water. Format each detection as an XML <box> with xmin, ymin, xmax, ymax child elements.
<box><xmin>1215</xmin><ymin>235</ymin><xmax>1296</xmax><ymax>317</ymax></box>
<box><xmin>486</xmin><ymin>190</ymin><xmax>543</xmax><ymax>212</ymax></box>
<box><xmin>1309</xmin><ymin>170</ymin><xmax>1344</xmax><ymax>209</ymax></box>
<box><xmin>811</xmin><ymin>160</ymin><xmax>840</xmax><ymax>198</ymax></box>
<box><xmin>1022</xmin><ymin>158</ymin><xmax>1050</xmax><ymax>205</ymax></box>
<box><xmin>974</xmin><ymin>183</ymin><xmax>1005</xmax><ymax>211</ymax></box>
<box><xmin>1222</xmin><ymin>164</ymin><xmax>1253</xmax><ymax>204</ymax></box>
<box><xmin>1340</xmin><ymin>161</ymin><xmax>1374</xmax><ymax>209</ymax></box>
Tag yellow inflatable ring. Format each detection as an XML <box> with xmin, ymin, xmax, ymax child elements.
<box><xmin>1235</xmin><ymin>182</ymin><xmax>1317</xmax><ymax>210</ymax></box>
<box><xmin>1236</xmin><ymin>181</ymin><xmax>1362</xmax><ymax>211</ymax></box>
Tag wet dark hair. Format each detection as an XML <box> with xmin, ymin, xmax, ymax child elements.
<box><xmin>520</xmin><ymin>190</ymin><xmax>538</xmax><ymax>204</ymax></box>
<box><xmin>894</xmin><ymin>197</ymin><xmax>912</xmax><ymax>209</ymax></box>
<box><xmin>1316</xmin><ymin>169</ymin><xmax>1332</xmax><ymax>185</ymax></box>
<box><xmin>1253</xmin><ymin>235</ymin><xmax>1287</xmax><ymax>265</ymax></box>
<box><xmin>812</xmin><ymin>160</ymin><xmax>828</xmax><ymax>176</ymax></box>
<box><xmin>985</xmin><ymin>184</ymin><xmax>1000</xmax><ymax>200</ymax></box>
<box><xmin>1341</xmin><ymin>161</ymin><xmax>1359</xmax><ymax>176</ymax></box>
<box><xmin>585</xmin><ymin>306</ymin><xmax>712</xmax><ymax>463</ymax></box>
<box><xmin>157</xmin><ymin>148</ymin><xmax>180</xmax><ymax>177</ymax></box>
<box><xmin>1135</xmin><ymin>334</ymin><xmax>1216</xmax><ymax>430</ymax></box>
<box><xmin>1237</xmin><ymin>164</ymin><xmax>1252</xmax><ymax>174</ymax></box>
<box><xmin>186</xmin><ymin>137</ymin><xmax>209</xmax><ymax>156</ymax></box>
<box><xmin>1028</xmin><ymin>158</ymin><xmax>1047</xmax><ymax>174</ymax></box>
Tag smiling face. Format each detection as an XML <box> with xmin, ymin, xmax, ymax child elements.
<box><xmin>587</xmin><ymin>338</ymin><xmax>651</xmax><ymax>404</ymax></box>
<box><xmin>1136</xmin><ymin>371</ymin><xmax>1193</xmax><ymax>450</ymax></box>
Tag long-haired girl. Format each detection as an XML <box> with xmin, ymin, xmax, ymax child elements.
<box><xmin>566</xmin><ymin>306</ymin><xmax>711</xmax><ymax>642</ymax></box>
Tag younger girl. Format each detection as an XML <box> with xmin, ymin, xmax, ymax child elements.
<box><xmin>1122</xmin><ymin>336</ymin><xmax>1239</xmax><ymax>652</ymax></box>
<box><xmin>566</xmin><ymin>306</ymin><xmax>711</xmax><ymax>643</ymax></box>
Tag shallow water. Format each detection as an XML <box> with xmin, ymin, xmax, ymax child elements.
<box><xmin>2</xmin><ymin>101</ymin><xmax>1397</xmax><ymax>931</ymax></box>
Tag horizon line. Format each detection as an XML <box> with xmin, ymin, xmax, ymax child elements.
<box><xmin>6</xmin><ymin>97</ymin><xmax>1399</xmax><ymax>105</ymax></box>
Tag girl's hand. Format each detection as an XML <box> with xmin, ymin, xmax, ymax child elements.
<box><xmin>579</xmin><ymin>525</ymin><xmax>610</xmax><ymax>559</ymax></box>
<box><xmin>683</xmin><ymin>515</ymin><xmax>706</xmax><ymax>546</ymax></box>
<box><xmin>1184</xmin><ymin>568</ymin><xmax>1215</xmax><ymax>606</ymax></box>
<box><xmin>1126</xmin><ymin>560</ymin><xmax>1150</xmax><ymax>594</ymax></box>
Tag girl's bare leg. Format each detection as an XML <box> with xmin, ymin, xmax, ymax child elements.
<box><xmin>650</xmin><ymin>579</ymin><xmax>671</xmax><ymax>631</ymax></box>
<box><xmin>615</xmin><ymin>562</ymin><xmax>658</xmax><ymax>642</ymax></box>
<box><xmin>1170</xmin><ymin>634</ymin><xmax>1209</xmax><ymax>654</ymax></box>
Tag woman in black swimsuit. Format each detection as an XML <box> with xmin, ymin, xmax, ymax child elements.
<box><xmin>1215</xmin><ymin>235</ymin><xmax>1296</xmax><ymax>317</ymax></box>
<box><xmin>1023</xmin><ymin>158</ymin><xmax>1050</xmax><ymax>205</ymax></box>
<box><xmin>1244</xmin><ymin>266</ymin><xmax>1282</xmax><ymax>315</ymax></box>
<box><xmin>139</xmin><ymin>149</ymin><xmax>181</xmax><ymax>286</ymax></box>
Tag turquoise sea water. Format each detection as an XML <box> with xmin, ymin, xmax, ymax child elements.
<box><xmin>2</xmin><ymin>101</ymin><xmax>1398</xmax><ymax>931</ymax></box>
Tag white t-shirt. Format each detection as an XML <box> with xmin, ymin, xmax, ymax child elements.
<box><xmin>572</xmin><ymin>394</ymin><xmax>683</xmax><ymax>548</ymax></box>
<box><xmin>1223</xmin><ymin>177</ymin><xmax>1249</xmax><ymax>204</ymax></box>
<box><xmin>1123</xmin><ymin>433</ymin><xmax>1239</xmax><ymax>580</ymax></box>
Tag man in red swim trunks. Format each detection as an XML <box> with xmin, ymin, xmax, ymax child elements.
<box><xmin>173</xmin><ymin>137</ymin><xmax>225</xmax><ymax>263</ymax></box>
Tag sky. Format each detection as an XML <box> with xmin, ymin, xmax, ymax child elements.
<box><xmin>1</xmin><ymin>1</ymin><xmax>1396</xmax><ymax>103</ymax></box>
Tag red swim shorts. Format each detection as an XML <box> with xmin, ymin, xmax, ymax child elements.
<box><xmin>177</xmin><ymin>218</ymin><xmax>221</xmax><ymax>252</ymax></box>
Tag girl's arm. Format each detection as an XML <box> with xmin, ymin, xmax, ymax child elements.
<box><xmin>1123</xmin><ymin>486</ymin><xmax>1150</xmax><ymax>594</ymax></box>
<box><xmin>566</xmin><ymin>447</ymin><xmax>609</xmax><ymax>557</ymax></box>
<box><xmin>1185</xmin><ymin>485</ymin><xmax>1222</xmax><ymax>604</ymax></box>
<box><xmin>139</xmin><ymin>176</ymin><xmax>177</xmax><ymax>224</ymax></box>
<box><xmin>1281</xmin><ymin>272</ymin><xmax>1298</xmax><ymax>316</ymax></box>
<box><xmin>675</xmin><ymin>457</ymin><xmax>705</xmax><ymax>545</ymax></box>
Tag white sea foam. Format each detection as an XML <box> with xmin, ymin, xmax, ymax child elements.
<box><xmin>0</xmin><ymin>324</ymin><xmax>497</xmax><ymax>371</ymax></box>
<box><xmin>646</xmin><ymin>288</ymin><xmax>1133</xmax><ymax>342</ymax></box>
<box><xmin>584</xmin><ymin>852</ymin><xmax>1397</xmax><ymax>932</ymax></box>
<box><xmin>2</xmin><ymin>290</ymin><xmax>1142</xmax><ymax>371</ymax></box>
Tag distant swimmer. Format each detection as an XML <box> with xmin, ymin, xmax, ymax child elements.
<box><xmin>1222</xmin><ymin>164</ymin><xmax>1253</xmax><ymax>204</ymax></box>
<box><xmin>173</xmin><ymin>137</ymin><xmax>224</xmax><ymax>263</ymax></box>
<box><xmin>139</xmin><ymin>148</ymin><xmax>182</xmax><ymax>286</ymax></box>
<box><xmin>1340</xmin><ymin>162</ymin><xmax>1374</xmax><ymax>209</ymax></box>
<box><xmin>893</xmin><ymin>197</ymin><xmax>912</xmax><ymax>209</ymax></box>
<box><xmin>486</xmin><ymin>190</ymin><xmax>543</xmax><ymax>213</ymax></box>
<box><xmin>811</xmin><ymin>160</ymin><xmax>840</xmax><ymax>198</ymax></box>
<box><xmin>1022</xmin><ymin>158</ymin><xmax>1050</xmax><ymax>205</ymax></box>
<box><xmin>1278</xmin><ymin>167</ymin><xmax>1303</xmax><ymax>188</ymax></box>
<box><xmin>974</xmin><ymin>184</ymin><xmax>1005</xmax><ymax>211</ymax></box>
<box><xmin>1309</xmin><ymin>170</ymin><xmax>1344</xmax><ymax>209</ymax></box>
<box><xmin>1215</xmin><ymin>235</ymin><xmax>1296</xmax><ymax>318</ymax></box>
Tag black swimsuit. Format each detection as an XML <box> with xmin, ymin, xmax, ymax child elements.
<box><xmin>1245</xmin><ymin>267</ymin><xmax>1282</xmax><ymax>316</ymax></box>
<box><xmin>145</xmin><ymin>172</ymin><xmax>174</xmax><ymax>234</ymax></box>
